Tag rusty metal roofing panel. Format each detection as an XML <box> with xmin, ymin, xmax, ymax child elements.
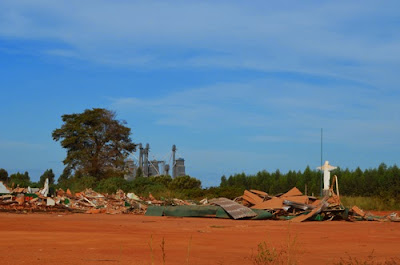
<box><xmin>281</xmin><ymin>187</ymin><xmax>303</xmax><ymax>197</ymax></box>
<box><xmin>209</xmin><ymin>198</ymin><xmax>257</xmax><ymax>219</ymax></box>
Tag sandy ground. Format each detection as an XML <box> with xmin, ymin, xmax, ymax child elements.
<box><xmin>1</xmin><ymin>213</ymin><xmax>400</xmax><ymax>265</ymax></box>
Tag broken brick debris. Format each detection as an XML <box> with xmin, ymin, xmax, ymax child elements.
<box><xmin>0</xmin><ymin>180</ymin><xmax>397</xmax><ymax>222</ymax></box>
<box><xmin>0</xmin><ymin>178</ymin><xmax>200</xmax><ymax>215</ymax></box>
<box><xmin>234</xmin><ymin>186</ymin><xmax>397</xmax><ymax>222</ymax></box>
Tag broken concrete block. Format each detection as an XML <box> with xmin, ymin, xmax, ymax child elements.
<box><xmin>46</xmin><ymin>198</ymin><xmax>55</xmax><ymax>206</ymax></box>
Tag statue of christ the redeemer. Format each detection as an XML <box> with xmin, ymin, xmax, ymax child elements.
<box><xmin>317</xmin><ymin>161</ymin><xmax>337</xmax><ymax>192</ymax></box>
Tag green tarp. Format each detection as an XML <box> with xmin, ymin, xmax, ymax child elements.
<box><xmin>251</xmin><ymin>209</ymin><xmax>274</xmax><ymax>220</ymax></box>
<box><xmin>216</xmin><ymin>207</ymin><xmax>231</xmax><ymax>219</ymax></box>
<box><xmin>163</xmin><ymin>205</ymin><xmax>220</xmax><ymax>217</ymax></box>
<box><xmin>146</xmin><ymin>206</ymin><xmax>165</xmax><ymax>216</ymax></box>
<box><xmin>146</xmin><ymin>205</ymin><xmax>221</xmax><ymax>217</ymax></box>
<box><xmin>145</xmin><ymin>205</ymin><xmax>274</xmax><ymax>220</ymax></box>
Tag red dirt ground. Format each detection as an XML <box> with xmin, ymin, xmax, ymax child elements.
<box><xmin>1</xmin><ymin>213</ymin><xmax>400</xmax><ymax>265</ymax></box>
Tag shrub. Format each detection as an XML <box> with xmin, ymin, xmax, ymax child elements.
<box><xmin>96</xmin><ymin>177</ymin><xmax>131</xmax><ymax>193</ymax></box>
<box><xmin>169</xmin><ymin>175</ymin><xmax>201</xmax><ymax>190</ymax></box>
<box><xmin>150</xmin><ymin>175</ymin><xmax>172</xmax><ymax>187</ymax></box>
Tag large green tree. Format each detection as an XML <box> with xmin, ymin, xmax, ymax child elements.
<box><xmin>52</xmin><ymin>108</ymin><xmax>136</xmax><ymax>180</ymax></box>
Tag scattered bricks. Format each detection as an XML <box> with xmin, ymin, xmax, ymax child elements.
<box><xmin>15</xmin><ymin>195</ymin><xmax>25</xmax><ymax>205</ymax></box>
<box><xmin>29</xmin><ymin>198</ymin><xmax>39</xmax><ymax>203</ymax></box>
<box><xmin>57</xmin><ymin>189</ymin><xmax>65</xmax><ymax>197</ymax></box>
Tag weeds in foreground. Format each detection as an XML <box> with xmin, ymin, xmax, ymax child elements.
<box><xmin>160</xmin><ymin>237</ymin><xmax>166</xmax><ymax>265</ymax></box>
<box><xmin>285</xmin><ymin>223</ymin><xmax>299</xmax><ymax>265</ymax></box>
<box><xmin>334</xmin><ymin>250</ymin><xmax>400</xmax><ymax>265</ymax></box>
<box><xmin>148</xmin><ymin>235</ymin><xmax>193</xmax><ymax>265</ymax></box>
<box><xmin>251</xmin><ymin>223</ymin><xmax>299</xmax><ymax>265</ymax></box>
<box><xmin>186</xmin><ymin>235</ymin><xmax>192</xmax><ymax>265</ymax></box>
<box><xmin>252</xmin><ymin>241</ymin><xmax>282</xmax><ymax>265</ymax></box>
<box><xmin>149</xmin><ymin>235</ymin><xmax>154</xmax><ymax>265</ymax></box>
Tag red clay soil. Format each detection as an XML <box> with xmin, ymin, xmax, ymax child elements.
<box><xmin>1</xmin><ymin>213</ymin><xmax>400</xmax><ymax>265</ymax></box>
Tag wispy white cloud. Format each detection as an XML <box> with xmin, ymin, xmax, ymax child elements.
<box><xmin>110</xmin><ymin>77</ymin><xmax>400</xmax><ymax>150</ymax></box>
<box><xmin>0</xmin><ymin>1</ymin><xmax>399</xmax><ymax>88</ymax></box>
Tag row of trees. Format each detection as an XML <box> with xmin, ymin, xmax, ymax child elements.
<box><xmin>0</xmin><ymin>168</ymin><xmax>55</xmax><ymax>188</ymax></box>
<box><xmin>219</xmin><ymin>163</ymin><xmax>400</xmax><ymax>200</ymax></box>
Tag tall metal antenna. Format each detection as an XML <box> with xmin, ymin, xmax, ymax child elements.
<box><xmin>172</xmin><ymin>144</ymin><xmax>176</xmax><ymax>178</ymax></box>
<box><xmin>320</xmin><ymin>128</ymin><xmax>323</xmax><ymax>197</ymax></box>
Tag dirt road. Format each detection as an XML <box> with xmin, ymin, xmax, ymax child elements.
<box><xmin>1</xmin><ymin>213</ymin><xmax>399</xmax><ymax>265</ymax></box>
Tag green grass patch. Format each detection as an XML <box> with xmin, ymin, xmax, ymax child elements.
<box><xmin>341</xmin><ymin>196</ymin><xmax>400</xmax><ymax>211</ymax></box>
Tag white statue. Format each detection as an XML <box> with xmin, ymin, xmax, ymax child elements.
<box><xmin>40</xmin><ymin>178</ymin><xmax>49</xmax><ymax>197</ymax></box>
<box><xmin>317</xmin><ymin>161</ymin><xmax>337</xmax><ymax>191</ymax></box>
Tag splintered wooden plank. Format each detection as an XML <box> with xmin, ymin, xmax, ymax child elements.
<box><xmin>251</xmin><ymin>197</ymin><xmax>283</xmax><ymax>210</ymax></box>
<box><xmin>249</xmin><ymin>190</ymin><xmax>269</xmax><ymax>197</ymax></box>
<box><xmin>351</xmin><ymin>205</ymin><xmax>366</xmax><ymax>217</ymax></box>
<box><xmin>209</xmin><ymin>198</ymin><xmax>257</xmax><ymax>219</ymax></box>
<box><xmin>243</xmin><ymin>190</ymin><xmax>263</xmax><ymax>205</ymax></box>
<box><xmin>283</xmin><ymin>195</ymin><xmax>309</xmax><ymax>204</ymax></box>
<box><xmin>290</xmin><ymin>198</ymin><xmax>328</xmax><ymax>223</ymax></box>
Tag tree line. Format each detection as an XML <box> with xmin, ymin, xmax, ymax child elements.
<box><xmin>0</xmin><ymin>168</ymin><xmax>55</xmax><ymax>188</ymax></box>
<box><xmin>219</xmin><ymin>163</ymin><xmax>400</xmax><ymax>200</ymax></box>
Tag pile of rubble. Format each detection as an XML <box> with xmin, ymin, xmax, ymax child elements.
<box><xmin>146</xmin><ymin>183</ymin><xmax>400</xmax><ymax>222</ymax></box>
<box><xmin>2</xmin><ymin>178</ymin><xmax>399</xmax><ymax>221</ymax></box>
<box><xmin>235</xmin><ymin>187</ymin><xmax>346</xmax><ymax>222</ymax></box>
<box><xmin>225</xmin><ymin>185</ymin><xmax>399</xmax><ymax>222</ymax></box>
<box><xmin>0</xmin><ymin>180</ymin><xmax>191</xmax><ymax>214</ymax></box>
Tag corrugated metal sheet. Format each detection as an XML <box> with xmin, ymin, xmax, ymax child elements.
<box><xmin>209</xmin><ymin>198</ymin><xmax>257</xmax><ymax>219</ymax></box>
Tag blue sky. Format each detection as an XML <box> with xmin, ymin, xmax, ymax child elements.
<box><xmin>0</xmin><ymin>1</ymin><xmax>399</xmax><ymax>186</ymax></box>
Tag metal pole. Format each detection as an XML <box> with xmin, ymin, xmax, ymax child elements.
<box><xmin>172</xmin><ymin>145</ymin><xmax>176</xmax><ymax>178</ymax></box>
<box><xmin>320</xmin><ymin>128</ymin><xmax>323</xmax><ymax>197</ymax></box>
